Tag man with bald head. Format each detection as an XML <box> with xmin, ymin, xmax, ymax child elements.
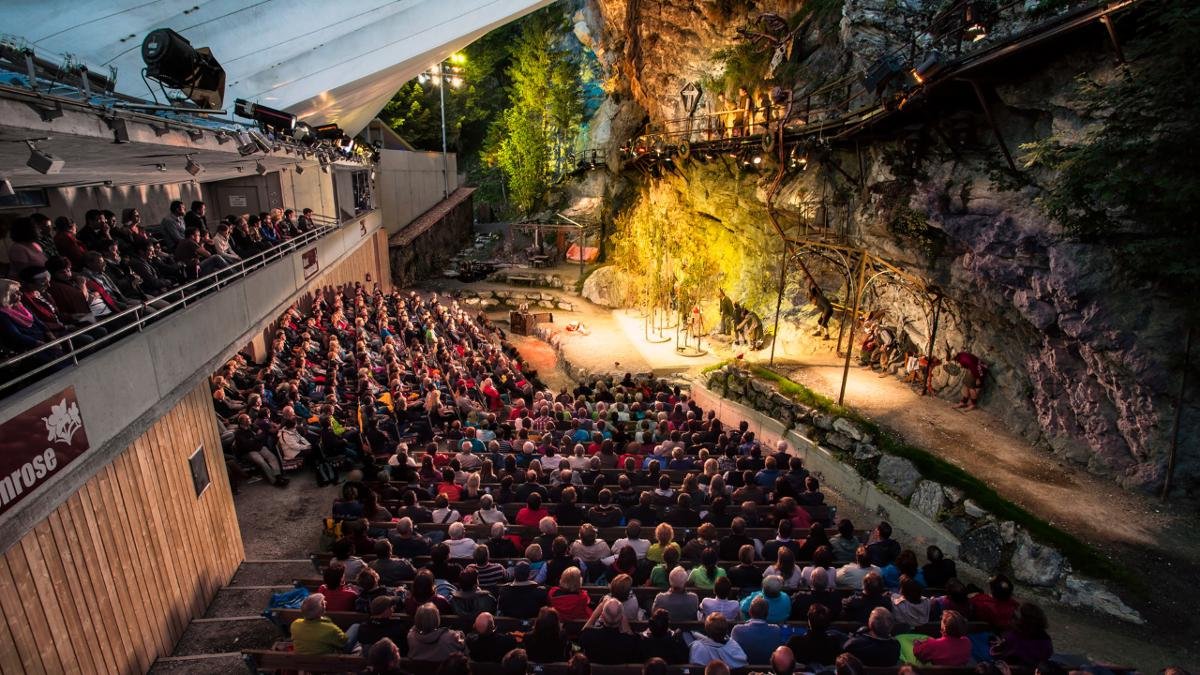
<box><xmin>466</xmin><ymin>612</ymin><xmax>517</xmax><ymax>662</ymax></box>
<box><xmin>770</xmin><ymin>646</ymin><xmax>796</xmax><ymax>675</ymax></box>
<box><xmin>579</xmin><ymin>598</ymin><xmax>641</xmax><ymax>663</ymax></box>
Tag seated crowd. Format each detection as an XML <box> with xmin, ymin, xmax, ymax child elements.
<box><xmin>0</xmin><ymin>201</ymin><xmax>318</xmax><ymax>371</ymax></box>
<box><xmin>213</xmin><ymin>283</ymin><xmax>1057</xmax><ymax>674</ymax></box>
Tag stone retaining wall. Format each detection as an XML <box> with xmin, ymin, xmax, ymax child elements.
<box><xmin>701</xmin><ymin>365</ymin><xmax>1143</xmax><ymax>624</ymax></box>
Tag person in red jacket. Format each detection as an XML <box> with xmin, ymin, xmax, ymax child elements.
<box><xmin>971</xmin><ymin>574</ymin><xmax>1020</xmax><ymax>632</ymax></box>
<box><xmin>316</xmin><ymin>564</ymin><xmax>360</xmax><ymax>613</ymax></box>
<box><xmin>52</xmin><ymin>217</ymin><xmax>87</xmax><ymax>268</ymax></box>
<box><xmin>913</xmin><ymin>610</ymin><xmax>972</xmax><ymax>666</ymax></box>
<box><xmin>953</xmin><ymin>351</ymin><xmax>986</xmax><ymax>411</ymax></box>
<box><xmin>548</xmin><ymin>567</ymin><xmax>592</xmax><ymax>621</ymax></box>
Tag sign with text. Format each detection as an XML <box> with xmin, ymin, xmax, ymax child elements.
<box><xmin>302</xmin><ymin>248</ymin><xmax>320</xmax><ymax>279</ymax></box>
<box><xmin>0</xmin><ymin>387</ymin><xmax>90</xmax><ymax>517</ymax></box>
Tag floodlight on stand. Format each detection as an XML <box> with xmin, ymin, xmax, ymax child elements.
<box><xmin>26</xmin><ymin>141</ymin><xmax>64</xmax><ymax>175</ymax></box>
<box><xmin>141</xmin><ymin>28</ymin><xmax>226</xmax><ymax>108</ymax></box>
<box><xmin>0</xmin><ymin>177</ymin><xmax>13</xmax><ymax>197</ymax></box>
<box><xmin>185</xmin><ymin>155</ymin><xmax>203</xmax><ymax>176</ymax></box>
<box><xmin>255</xmin><ymin>160</ymin><xmax>267</xmax><ymax>175</ymax></box>
<box><xmin>234</xmin><ymin>98</ymin><xmax>297</xmax><ymax>133</ymax></box>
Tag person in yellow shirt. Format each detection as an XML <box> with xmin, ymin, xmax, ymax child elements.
<box><xmin>290</xmin><ymin>593</ymin><xmax>348</xmax><ymax>655</ymax></box>
<box><xmin>646</xmin><ymin>523</ymin><xmax>677</xmax><ymax>564</ymax></box>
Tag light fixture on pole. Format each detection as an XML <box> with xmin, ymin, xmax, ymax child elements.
<box><xmin>185</xmin><ymin>154</ymin><xmax>203</xmax><ymax>176</ymax></box>
<box><xmin>420</xmin><ymin>53</ymin><xmax>466</xmax><ymax>199</ymax></box>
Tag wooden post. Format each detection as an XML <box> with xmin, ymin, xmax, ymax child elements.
<box><xmin>922</xmin><ymin>294</ymin><xmax>943</xmax><ymax>396</ymax></box>
<box><xmin>1162</xmin><ymin>326</ymin><xmax>1192</xmax><ymax>500</ymax></box>
<box><xmin>770</xmin><ymin>244</ymin><xmax>789</xmax><ymax>365</ymax></box>
<box><xmin>838</xmin><ymin>254</ymin><xmax>869</xmax><ymax>406</ymax></box>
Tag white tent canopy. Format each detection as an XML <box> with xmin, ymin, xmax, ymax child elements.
<box><xmin>5</xmin><ymin>0</ymin><xmax>552</xmax><ymax>134</ymax></box>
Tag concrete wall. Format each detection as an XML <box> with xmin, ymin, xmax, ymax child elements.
<box><xmin>0</xmin><ymin>209</ymin><xmax>385</xmax><ymax>551</ymax></box>
<box><xmin>689</xmin><ymin>379</ymin><xmax>961</xmax><ymax>557</ymax></box>
<box><xmin>389</xmin><ymin>190</ymin><xmax>474</xmax><ymax>288</ymax></box>
<box><xmin>378</xmin><ymin>149</ymin><xmax>459</xmax><ymax>235</ymax></box>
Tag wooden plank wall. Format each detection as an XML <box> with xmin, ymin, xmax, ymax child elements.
<box><xmin>0</xmin><ymin>382</ymin><xmax>243</xmax><ymax>675</ymax></box>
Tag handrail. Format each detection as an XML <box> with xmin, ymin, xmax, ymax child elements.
<box><xmin>0</xmin><ymin>209</ymin><xmax>377</xmax><ymax>395</ymax></box>
<box><xmin>624</xmin><ymin>0</ymin><xmax>1130</xmax><ymax>155</ymax></box>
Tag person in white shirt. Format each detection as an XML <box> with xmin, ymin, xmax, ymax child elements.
<box><xmin>698</xmin><ymin>576</ymin><xmax>741</xmax><ymax>621</ymax></box>
<box><xmin>445</xmin><ymin>522</ymin><xmax>478</xmax><ymax>559</ymax></box>
<box><xmin>567</xmin><ymin>444</ymin><xmax>592</xmax><ymax>471</ymax></box>
<box><xmin>836</xmin><ymin>545</ymin><xmax>882</xmax><ymax>589</ymax></box>
<box><xmin>611</xmin><ymin>521</ymin><xmax>652</xmax><ymax>560</ymax></box>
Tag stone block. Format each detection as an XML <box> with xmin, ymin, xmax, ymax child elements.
<box><xmin>877</xmin><ymin>455</ymin><xmax>922</xmax><ymax>500</ymax></box>
<box><xmin>1010</xmin><ymin>531</ymin><xmax>1067</xmax><ymax>587</ymax></box>
<box><xmin>960</xmin><ymin>523</ymin><xmax>1004</xmax><ymax>572</ymax></box>
<box><xmin>813</xmin><ymin>413</ymin><xmax>836</xmax><ymax>430</ymax></box>
<box><xmin>909</xmin><ymin>480</ymin><xmax>946</xmax><ymax>519</ymax></box>
<box><xmin>833</xmin><ymin>417</ymin><xmax>867</xmax><ymax>442</ymax></box>
<box><xmin>853</xmin><ymin>443</ymin><xmax>881</xmax><ymax>460</ymax></box>
<box><xmin>1059</xmin><ymin>576</ymin><xmax>1144</xmax><ymax>624</ymax></box>
<box><xmin>963</xmin><ymin>499</ymin><xmax>988</xmax><ymax>519</ymax></box>
<box><xmin>942</xmin><ymin>486</ymin><xmax>966</xmax><ymax>504</ymax></box>
<box><xmin>825</xmin><ymin>432</ymin><xmax>854</xmax><ymax>451</ymax></box>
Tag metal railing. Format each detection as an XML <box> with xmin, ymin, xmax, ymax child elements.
<box><xmin>623</xmin><ymin>0</ymin><xmax>1133</xmax><ymax>157</ymax></box>
<box><xmin>0</xmin><ymin>210</ymin><xmax>360</xmax><ymax>395</ymax></box>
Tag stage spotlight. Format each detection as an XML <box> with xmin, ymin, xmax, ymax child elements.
<box><xmin>141</xmin><ymin>28</ymin><xmax>226</xmax><ymax>109</ymax></box>
<box><xmin>911</xmin><ymin>50</ymin><xmax>946</xmax><ymax>85</ymax></box>
<box><xmin>187</xmin><ymin>128</ymin><xmax>204</xmax><ymax>142</ymax></box>
<box><xmin>0</xmin><ymin>177</ymin><xmax>14</xmax><ymax>197</ymax></box>
<box><xmin>156</xmin><ymin>163</ymin><xmax>167</xmax><ymax>172</ymax></box>
<box><xmin>255</xmin><ymin>161</ymin><xmax>267</xmax><ymax>175</ymax></box>
<box><xmin>293</xmin><ymin>122</ymin><xmax>312</xmax><ymax>142</ymax></box>
<box><xmin>185</xmin><ymin>155</ymin><xmax>203</xmax><ymax>176</ymax></box>
<box><xmin>249</xmin><ymin>129</ymin><xmax>273</xmax><ymax>154</ymax></box>
<box><xmin>295</xmin><ymin>163</ymin><xmax>305</xmax><ymax>175</ymax></box>
<box><xmin>236</xmin><ymin>131</ymin><xmax>258</xmax><ymax>156</ymax></box>
<box><xmin>111</xmin><ymin>118</ymin><xmax>131</xmax><ymax>143</ymax></box>
<box><xmin>234</xmin><ymin>98</ymin><xmax>297</xmax><ymax>133</ymax></box>
<box><xmin>752</xmin><ymin>155</ymin><xmax>762</xmax><ymax>165</ymax></box>
<box><xmin>26</xmin><ymin>141</ymin><xmax>64</xmax><ymax>175</ymax></box>
<box><xmin>312</xmin><ymin>123</ymin><xmax>344</xmax><ymax>141</ymax></box>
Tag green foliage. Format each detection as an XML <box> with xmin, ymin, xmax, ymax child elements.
<box><xmin>748</xmin><ymin>365</ymin><xmax>1127</xmax><ymax>584</ymax></box>
<box><xmin>484</xmin><ymin>6</ymin><xmax>584</xmax><ymax>215</ymax></box>
<box><xmin>888</xmin><ymin>204</ymin><xmax>947</xmax><ymax>259</ymax></box>
<box><xmin>1020</xmin><ymin>1</ymin><xmax>1200</xmax><ymax>302</ymax></box>
<box><xmin>609</xmin><ymin>164</ymin><xmax>778</xmax><ymax>317</ymax></box>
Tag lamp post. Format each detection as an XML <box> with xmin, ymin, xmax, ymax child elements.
<box><xmin>419</xmin><ymin>53</ymin><xmax>466</xmax><ymax>199</ymax></box>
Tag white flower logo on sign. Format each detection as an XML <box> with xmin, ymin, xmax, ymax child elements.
<box><xmin>43</xmin><ymin>398</ymin><xmax>82</xmax><ymax>445</ymax></box>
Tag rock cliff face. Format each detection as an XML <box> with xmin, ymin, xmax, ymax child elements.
<box><xmin>570</xmin><ymin>0</ymin><xmax>1196</xmax><ymax>494</ymax></box>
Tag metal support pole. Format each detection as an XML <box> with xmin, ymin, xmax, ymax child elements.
<box><xmin>769</xmin><ymin>244</ymin><xmax>789</xmax><ymax>365</ymax></box>
<box><xmin>922</xmin><ymin>294</ymin><xmax>943</xmax><ymax>396</ymax></box>
<box><xmin>1100</xmin><ymin>14</ymin><xmax>1126</xmax><ymax>65</ymax></box>
<box><xmin>967</xmin><ymin>79</ymin><xmax>1018</xmax><ymax>174</ymax></box>
<box><xmin>439</xmin><ymin>63</ymin><xmax>450</xmax><ymax>199</ymax></box>
<box><xmin>838</xmin><ymin>254</ymin><xmax>869</xmax><ymax>406</ymax></box>
<box><xmin>1162</xmin><ymin>326</ymin><xmax>1192</xmax><ymax>500</ymax></box>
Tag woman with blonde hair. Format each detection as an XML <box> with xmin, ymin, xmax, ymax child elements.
<box><xmin>647</xmin><ymin>523</ymin><xmax>676</xmax><ymax>563</ymax></box>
